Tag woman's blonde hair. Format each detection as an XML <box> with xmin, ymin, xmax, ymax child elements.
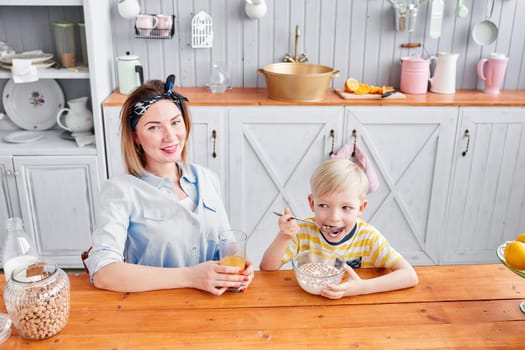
<box><xmin>310</xmin><ymin>159</ymin><xmax>369</xmax><ymax>200</ymax></box>
<box><xmin>120</xmin><ymin>79</ymin><xmax>192</xmax><ymax>177</ymax></box>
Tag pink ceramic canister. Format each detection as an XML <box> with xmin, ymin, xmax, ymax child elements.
<box><xmin>400</xmin><ymin>56</ymin><xmax>430</xmax><ymax>94</ymax></box>
<box><xmin>477</xmin><ymin>53</ymin><xmax>509</xmax><ymax>95</ymax></box>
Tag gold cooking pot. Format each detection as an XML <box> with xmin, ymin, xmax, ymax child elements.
<box><xmin>257</xmin><ymin>63</ymin><xmax>340</xmax><ymax>102</ymax></box>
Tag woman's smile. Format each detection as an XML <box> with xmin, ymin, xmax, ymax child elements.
<box><xmin>161</xmin><ymin>144</ymin><xmax>179</xmax><ymax>154</ymax></box>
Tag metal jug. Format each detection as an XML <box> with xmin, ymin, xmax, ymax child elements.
<box><xmin>117</xmin><ymin>51</ymin><xmax>144</xmax><ymax>95</ymax></box>
<box><xmin>429</xmin><ymin>52</ymin><xmax>459</xmax><ymax>94</ymax></box>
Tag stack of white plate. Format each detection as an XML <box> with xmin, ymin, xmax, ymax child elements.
<box><xmin>0</xmin><ymin>53</ymin><xmax>55</xmax><ymax>71</ymax></box>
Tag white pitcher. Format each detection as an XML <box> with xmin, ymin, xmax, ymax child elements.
<box><xmin>429</xmin><ymin>52</ymin><xmax>459</xmax><ymax>94</ymax></box>
<box><xmin>56</xmin><ymin>96</ymin><xmax>93</xmax><ymax>133</ymax></box>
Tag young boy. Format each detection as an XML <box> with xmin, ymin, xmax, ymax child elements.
<box><xmin>260</xmin><ymin>159</ymin><xmax>418</xmax><ymax>299</ymax></box>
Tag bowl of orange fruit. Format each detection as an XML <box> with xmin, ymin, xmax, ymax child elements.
<box><xmin>496</xmin><ymin>233</ymin><xmax>525</xmax><ymax>313</ymax></box>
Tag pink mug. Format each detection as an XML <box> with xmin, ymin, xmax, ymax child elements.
<box><xmin>156</xmin><ymin>15</ymin><xmax>172</xmax><ymax>37</ymax></box>
<box><xmin>135</xmin><ymin>15</ymin><xmax>158</xmax><ymax>36</ymax></box>
<box><xmin>477</xmin><ymin>53</ymin><xmax>508</xmax><ymax>95</ymax></box>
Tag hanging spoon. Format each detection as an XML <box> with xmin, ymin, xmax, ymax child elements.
<box><xmin>272</xmin><ymin>211</ymin><xmax>345</xmax><ymax>235</ymax></box>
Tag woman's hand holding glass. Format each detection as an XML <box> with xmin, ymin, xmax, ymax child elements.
<box><xmin>189</xmin><ymin>260</ymin><xmax>254</xmax><ymax>295</ymax></box>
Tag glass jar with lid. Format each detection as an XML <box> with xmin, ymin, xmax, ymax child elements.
<box><xmin>3</xmin><ymin>261</ymin><xmax>70</xmax><ymax>340</ymax></box>
<box><xmin>53</xmin><ymin>21</ymin><xmax>76</xmax><ymax>67</ymax></box>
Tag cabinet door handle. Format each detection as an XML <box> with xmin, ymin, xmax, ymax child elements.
<box><xmin>212</xmin><ymin>129</ymin><xmax>217</xmax><ymax>158</ymax></box>
<box><xmin>329</xmin><ymin>129</ymin><xmax>335</xmax><ymax>156</ymax></box>
<box><xmin>6</xmin><ymin>170</ymin><xmax>19</xmax><ymax>176</ymax></box>
<box><xmin>462</xmin><ymin>129</ymin><xmax>470</xmax><ymax>157</ymax></box>
<box><xmin>352</xmin><ymin>129</ymin><xmax>358</xmax><ymax>158</ymax></box>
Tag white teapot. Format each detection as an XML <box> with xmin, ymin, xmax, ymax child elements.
<box><xmin>56</xmin><ymin>96</ymin><xmax>93</xmax><ymax>133</ymax></box>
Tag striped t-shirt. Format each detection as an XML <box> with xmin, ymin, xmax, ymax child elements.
<box><xmin>282</xmin><ymin>217</ymin><xmax>402</xmax><ymax>269</ymax></box>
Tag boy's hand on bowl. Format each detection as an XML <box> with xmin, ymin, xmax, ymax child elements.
<box><xmin>321</xmin><ymin>264</ymin><xmax>362</xmax><ymax>299</ymax></box>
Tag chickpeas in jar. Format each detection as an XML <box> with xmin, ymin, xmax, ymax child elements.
<box><xmin>3</xmin><ymin>261</ymin><xmax>70</xmax><ymax>340</ymax></box>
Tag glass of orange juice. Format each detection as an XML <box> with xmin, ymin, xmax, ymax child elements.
<box><xmin>218</xmin><ymin>229</ymin><xmax>247</xmax><ymax>292</ymax></box>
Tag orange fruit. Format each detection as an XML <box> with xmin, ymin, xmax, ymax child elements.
<box><xmin>344</xmin><ymin>78</ymin><xmax>360</xmax><ymax>93</ymax></box>
<box><xmin>515</xmin><ymin>232</ymin><xmax>525</xmax><ymax>243</ymax></box>
<box><xmin>368</xmin><ymin>85</ymin><xmax>380</xmax><ymax>94</ymax></box>
<box><xmin>355</xmin><ymin>83</ymin><xmax>370</xmax><ymax>95</ymax></box>
<box><xmin>504</xmin><ymin>241</ymin><xmax>525</xmax><ymax>270</ymax></box>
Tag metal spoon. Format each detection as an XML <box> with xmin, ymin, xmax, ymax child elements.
<box><xmin>272</xmin><ymin>211</ymin><xmax>345</xmax><ymax>234</ymax></box>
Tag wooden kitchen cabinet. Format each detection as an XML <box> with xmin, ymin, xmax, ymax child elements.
<box><xmin>0</xmin><ymin>155</ymin><xmax>99</xmax><ymax>267</ymax></box>
<box><xmin>0</xmin><ymin>0</ymin><xmax>114</xmax><ymax>182</ymax></box>
<box><xmin>344</xmin><ymin>107</ymin><xmax>458</xmax><ymax>265</ymax></box>
<box><xmin>0</xmin><ymin>1</ymin><xmax>113</xmax><ymax>269</ymax></box>
<box><xmin>441</xmin><ymin>107</ymin><xmax>525</xmax><ymax>264</ymax></box>
<box><xmin>187</xmin><ymin>107</ymin><xmax>227</xmax><ymax>196</ymax></box>
<box><xmin>228</xmin><ymin>106</ymin><xmax>344</xmax><ymax>267</ymax></box>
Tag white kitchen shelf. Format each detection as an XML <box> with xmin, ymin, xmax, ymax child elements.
<box><xmin>0</xmin><ymin>66</ymin><xmax>89</xmax><ymax>80</ymax></box>
<box><xmin>0</xmin><ymin>129</ymin><xmax>96</xmax><ymax>156</ymax></box>
<box><xmin>0</xmin><ymin>0</ymin><xmax>82</xmax><ymax>5</ymax></box>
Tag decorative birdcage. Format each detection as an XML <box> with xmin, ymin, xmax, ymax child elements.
<box><xmin>191</xmin><ymin>11</ymin><xmax>213</xmax><ymax>48</ymax></box>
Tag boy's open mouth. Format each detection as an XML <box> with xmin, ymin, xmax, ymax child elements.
<box><xmin>321</xmin><ymin>225</ymin><xmax>346</xmax><ymax>238</ymax></box>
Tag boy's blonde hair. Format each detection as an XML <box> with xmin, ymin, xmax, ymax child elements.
<box><xmin>310</xmin><ymin>159</ymin><xmax>369</xmax><ymax>200</ymax></box>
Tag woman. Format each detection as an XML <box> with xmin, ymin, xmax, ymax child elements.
<box><xmin>84</xmin><ymin>75</ymin><xmax>254</xmax><ymax>294</ymax></box>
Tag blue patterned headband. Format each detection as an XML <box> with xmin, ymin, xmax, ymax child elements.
<box><xmin>130</xmin><ymin>75</ymin><xmax>188</xmax><ymax>129</ymax></box>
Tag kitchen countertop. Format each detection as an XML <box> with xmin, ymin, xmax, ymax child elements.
<box><xmin>1</xmin><ymin>264</ymin><xmax>524</xmax><ymax>348</ymax></box>
<box><xmin>103</xmin><ymin>88</ymin><xmax>525</xmax><ymax>107</ymax></box>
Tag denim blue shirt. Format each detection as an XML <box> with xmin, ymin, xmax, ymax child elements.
<box><xmin>84</xmin><ymin>163</ymin><xmax>231</xmax><ymax>282</ymax></box>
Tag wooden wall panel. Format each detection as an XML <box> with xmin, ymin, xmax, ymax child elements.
<box><xmin>0</xmin><ymin>1</ymin><xmax>523</xmax><ymax>90</ymax></box>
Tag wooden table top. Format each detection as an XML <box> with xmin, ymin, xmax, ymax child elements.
<box><xmin>103</xmin><ymin>88</ymin><xmax>525</xmax><ymax>107</ymax></box>
<box><xmin>1</xmin><ymin>264</ymin><xmax>525</xmax><ymax>349</ymax></box>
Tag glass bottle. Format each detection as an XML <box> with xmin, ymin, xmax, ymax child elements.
<box><xmin>2</xmin><ymin>217</ymin><xmax>39</xmax><ymax>282</ymax></box>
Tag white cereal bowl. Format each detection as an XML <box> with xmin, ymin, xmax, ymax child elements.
<box><xmin>292</xmin><ymin>250</ymin><xmax>345</xmax><ymax>295</ymax></box>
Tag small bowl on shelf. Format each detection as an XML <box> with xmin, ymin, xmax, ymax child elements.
<box><xmin>292</xmin><ymin>249</ymin><xmax>345</xmax><ymax>295</ymax></box>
